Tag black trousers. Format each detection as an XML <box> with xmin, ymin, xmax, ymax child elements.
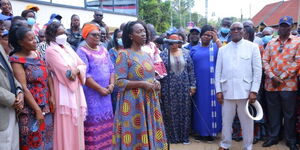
<box><xmin>265</xmin><ymin>91</ymin><xmax>297</xmax><ymax>145</ymax></box>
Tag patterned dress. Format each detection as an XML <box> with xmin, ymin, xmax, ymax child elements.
<box><xmin>9</xmin><ymin>55</ymin><xmax>53</xmax><ymax>150</ymax></box>
<box><xmin>77</xmin><ymin>46</ymin><xmax>115</xmax><ymax>150</ymax></box>
<box><xmin>112</xmin><ymin>49</ymin><xmax>168</xmax><ymax>150</ymax></box>
<box><xmin>160</xmin><ymin>48</ymin><xmax>196</xmax><ymax>143</ymax></box>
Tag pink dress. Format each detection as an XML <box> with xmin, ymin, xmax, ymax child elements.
<box><xmin>45</xmin><ymin>42</ymin><xmax>87</xmax><ymax>150</ymax></box>
<box><xmin>142</xmin><ymin>42</ymin><xmax>167</xmax><ymax>79</ymax></box>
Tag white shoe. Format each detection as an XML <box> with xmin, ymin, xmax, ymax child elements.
<box><xmin>183</xmin><ymin>142</ymin><xmax>190</xmax><ymax>145</ymax></box>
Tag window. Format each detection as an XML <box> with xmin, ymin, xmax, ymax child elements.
<box><xmin>113</xmin><ymin>0</ymin><xmax>137</xmax><ymax>15</ymax></box>
<box><xmin>25</xmin><ymin>0</ymin><xmax>137</xmax><ymax>16</ymax></box>
<box><xmin>34</xmin><ymin>0</ymin><xmax>50</xmax><ymax>2</ymax></box>
<box><xmin>86</xmin><ymin>0</ymin><xmax>113</xmax><ymax>12</ymax></box>
<box><xmin>52</xmin><ymin>0</ymin><xmax>85</xmax><ymax>7</ymax></box>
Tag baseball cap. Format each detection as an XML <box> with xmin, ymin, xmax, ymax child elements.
<box><xmin>50</xmin><ymin>13</ymin><xmax>62</xmax><ymax>20</ymax></box>
<box><xmin>279</xmin><ymin>16</ymin><xmax>293</xmax><ymax>26</ymax></box>
<box><xmin>25</xmin><ymin>4</ymin><xmax>40</xmax><ymax>12</ymax></box>
<box><xmin>190</xmin><ymin>27</ymin><xmax>201</xmax><ymax>33</ymax></box>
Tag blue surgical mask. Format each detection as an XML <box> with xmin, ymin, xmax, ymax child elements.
<box><xmin>220</xmin><ymin>27</ymin><xmax>230</xmax><ymax>34</ymax></box>
<box><xmin>117</xmin><ymin>38</ymin><xmax>123</xmax><ymax>47</ymax></box>
<box><xmin>262</xmin><ymin>35</ymin><xmax>272</xmax><ymax>44</ymax></box>
<box><xmin>27</xmin><ymin>18</ymin><xmax>36</xmax><ymax>26</ymax></box>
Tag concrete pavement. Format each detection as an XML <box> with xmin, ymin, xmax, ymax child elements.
<box><xmin>170</xmin><ymin>137</ymin><xmax>290</xmax><ymax>150</ymax></box>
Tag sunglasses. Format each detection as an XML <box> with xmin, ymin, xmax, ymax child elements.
<box><xmin>95</xmin><ymin>14</ymin><xmax>103</xmax><ymax>17</ymax></box>
<box><xmin>90</xmin><ymin>33</ymin><xmax>101</xmax><ymax>38</ymax></box>
<box><xmin>230</xmin><ymin>27</ymin><xmax>243</xmax><ymax>32</ymax></box>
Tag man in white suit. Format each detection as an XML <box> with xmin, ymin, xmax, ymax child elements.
<box><xmin>215</xmin><ymin>22</ymin><xmax>262</xmax><ymax>150</ymax></box>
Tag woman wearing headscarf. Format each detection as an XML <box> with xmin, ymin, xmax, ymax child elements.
<box><xmin>112</xmin><ymin>21</ymin><xmax>168</xmax><ymax>149</ymax></box>
<box><xmin>190</xmin><ymin>25</ymin><xmax>222</xmax><ymax>141</ymax></box>
<box><xmin>45</xmin><ymin>22</ymin><xmax>87</xmax><ymax>150</ymax></box>
<box><xmin>76</xmin><ymin>23</ymin><xmax>115</xmax><ymax>150</ymax></box>
<box><xmin>9</xmin><ymin>25</ymin><xmax>54</xmax><ymax>150</ymax></box>
<box><xmin>160</xmin><ymin>33</ymin><xmax>196</xmax><ymax>144</ymax></box>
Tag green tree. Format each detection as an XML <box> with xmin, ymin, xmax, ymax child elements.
<box><xmin>138</xmin><ymin>0</ymin><xmax>171</xmax><ymax>33</ymax></box>
<box><xmin>171</xmin><ymin>0</ymin><xmax>195</xmax><ymax>28</ymax></box>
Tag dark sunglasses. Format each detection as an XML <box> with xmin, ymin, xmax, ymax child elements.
<box><xmin>230</xmin><ymin>27</ymin><xmax>243</xmax><ymax>32</ymax></box>
<box><xmin>90</xmin><ymin>33</ymin><xmax>101</xmax><ymax>38</ymax></box>
<box><xmin>95</xmin><ymin>14</ymin><xmax>103</xmax><ymax>17</ymax></box>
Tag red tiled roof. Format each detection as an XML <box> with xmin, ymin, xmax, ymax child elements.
<box><xmin>252</xmin><ymin>0</ymin><xmax>299</xmax><ymax>27</ymax></box>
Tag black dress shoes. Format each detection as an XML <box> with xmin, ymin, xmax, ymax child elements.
<box><xmin>262</xmin><ymin>139</ymin><xmax>278</xmax><ymax>147</ymax></box>
<box><xmin>287</xmin><ymin>144</ymin><xmax>299</xmax><ymax>150</ymax></box>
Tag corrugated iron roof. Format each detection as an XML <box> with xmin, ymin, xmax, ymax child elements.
<box><xmin>252</xmin><ymin>0</ymin><xmax>299</xmax><ymax>27</ymax></box>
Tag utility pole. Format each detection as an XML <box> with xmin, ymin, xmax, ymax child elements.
<box><xmin>171</xmin><ymin>0</ymin><xmax>173</xmax><ymax>27</ymax></box>
<box><xmin>179</xmin><ymin>0</ymin><xmax>182</xmax><ymax>27</ymax></box>
<box><xmin>189</xmin><ymin>0</ymin><xmax>191</xmax><ymax>23</ymax></box>
<box><xmin>240</xmin><ymin>8</ymin><xmax>243</xmax><ymax>22</ymax></box>
<box><xmin>249</xmin><ymin>3</ymin><xmax>252</xmax><ymax>19</ymax></box>
<box><xmin>205</xmin><ymin>0</ymin><xmax>208</xmax><ymax>24</ymax></box>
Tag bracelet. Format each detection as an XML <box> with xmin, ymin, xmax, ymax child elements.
<box><xmin>215</xmin><ymin>39</ymin><xmax>220</xmax><ymax>43</ymax></box>
<box><xmin>190</xmin><ymin>86</ymin><xmax>196</xmax><ymax>90</ymax></box>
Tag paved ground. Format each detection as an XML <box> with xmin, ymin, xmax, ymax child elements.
<box><xmin>170</xmin><ymin>137</ymin><xmax>292</xmax><ymax>150</ymax></box>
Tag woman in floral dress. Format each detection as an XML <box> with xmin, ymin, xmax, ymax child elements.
<box><xmin>9</xmin><ymin>25</ymin><xmax>54</xmax><ymax>150</ymax></box>
<box><xmin>160</xmin><ymin>33</ymin><xmax>196</xmax><ymax>144</ymax></box>
<box><xmin>112</xmin><ymin>21</ymin><xmax>168</xmax><ymax>150</ymax></box>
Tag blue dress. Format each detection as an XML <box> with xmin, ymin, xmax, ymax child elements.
<box><xmin>190</xmin><ymin>43</ymin><xmax>222</xmax><ymax>137</ymax></box>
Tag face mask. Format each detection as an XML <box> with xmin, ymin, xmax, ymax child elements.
<box><xmin>55</xmin><ymin>34</ymin><xmax>68</xmax><ymax>46</ymax></box>
<box><xmin>262</xmin><ymin>35</ymin><xmax>272</xmax><ymax>44</ymax></box>
<box><xmin>53</xmin><ymin>18</ymin><xmax>60</xmax><ymax>23</ymax></box>
<box><xmin>27</xmin><ymin>18</ymin><xmax>36</xmax><ymax>26</ymax></box>
<box><xmin>34</xmin><ymin>12</ymin><xmax>38</xmax><ymax>19</ymax></box>
<box><xmin>117</xmin><ymin>38</ymin><xmax>123</xmax><ymax>47</ymax></box>
<box><xmin>220</xmin><ymin>27</ymin><xmax>230</xmax><ymax>34</ymax></box>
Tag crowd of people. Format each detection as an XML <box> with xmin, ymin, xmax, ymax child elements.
<box><xmin>0</xmin><ymin>0</ymin><xmax>300</xmax><ymax>150</ymax></box>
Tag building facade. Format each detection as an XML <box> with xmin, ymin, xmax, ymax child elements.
<box><xmin>11</xmin><ymin>0</ymin><xmax>138</xmax><ymax>30</ymax></box>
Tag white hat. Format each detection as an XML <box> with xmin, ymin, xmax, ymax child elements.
<box><xmin>245</xmin><ymin>100</ymin><xmax>263</xmax><ymax>121</ymax></box>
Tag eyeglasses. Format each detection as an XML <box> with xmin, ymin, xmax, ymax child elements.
<box><xmin>278</xmin><ymin>44</ymin><xmax>284</xmax><ymax>53</ymax></box>
<box><xmin>95</xmin><ymin>14</ymin><xmax>103</xmax><ymax>17</ymax></box>
<box><xmin>90</xmin><ymin>33</ymin><xmax>101</xmax><ymax>38</ymax></box>
<box><xmin>230</xmin><ymin>27</ymin><xmax>243</xmax><ymax>32</ymax></box>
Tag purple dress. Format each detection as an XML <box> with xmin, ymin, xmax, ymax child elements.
<box><xmin>77</xmin><ymin>46</ymin><xmax>114</xmax><ymax>150</ymax></box>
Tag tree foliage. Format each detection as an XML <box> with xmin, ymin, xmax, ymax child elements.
<box><xmin>138</xmin><ymin>0</ymin><xmax>171</xmax><ymax>33</ymax></box>
<box><xmin>138</xmin><ymin>0</ymin><xmax>242</xmax><ymax>33</ymax></box>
